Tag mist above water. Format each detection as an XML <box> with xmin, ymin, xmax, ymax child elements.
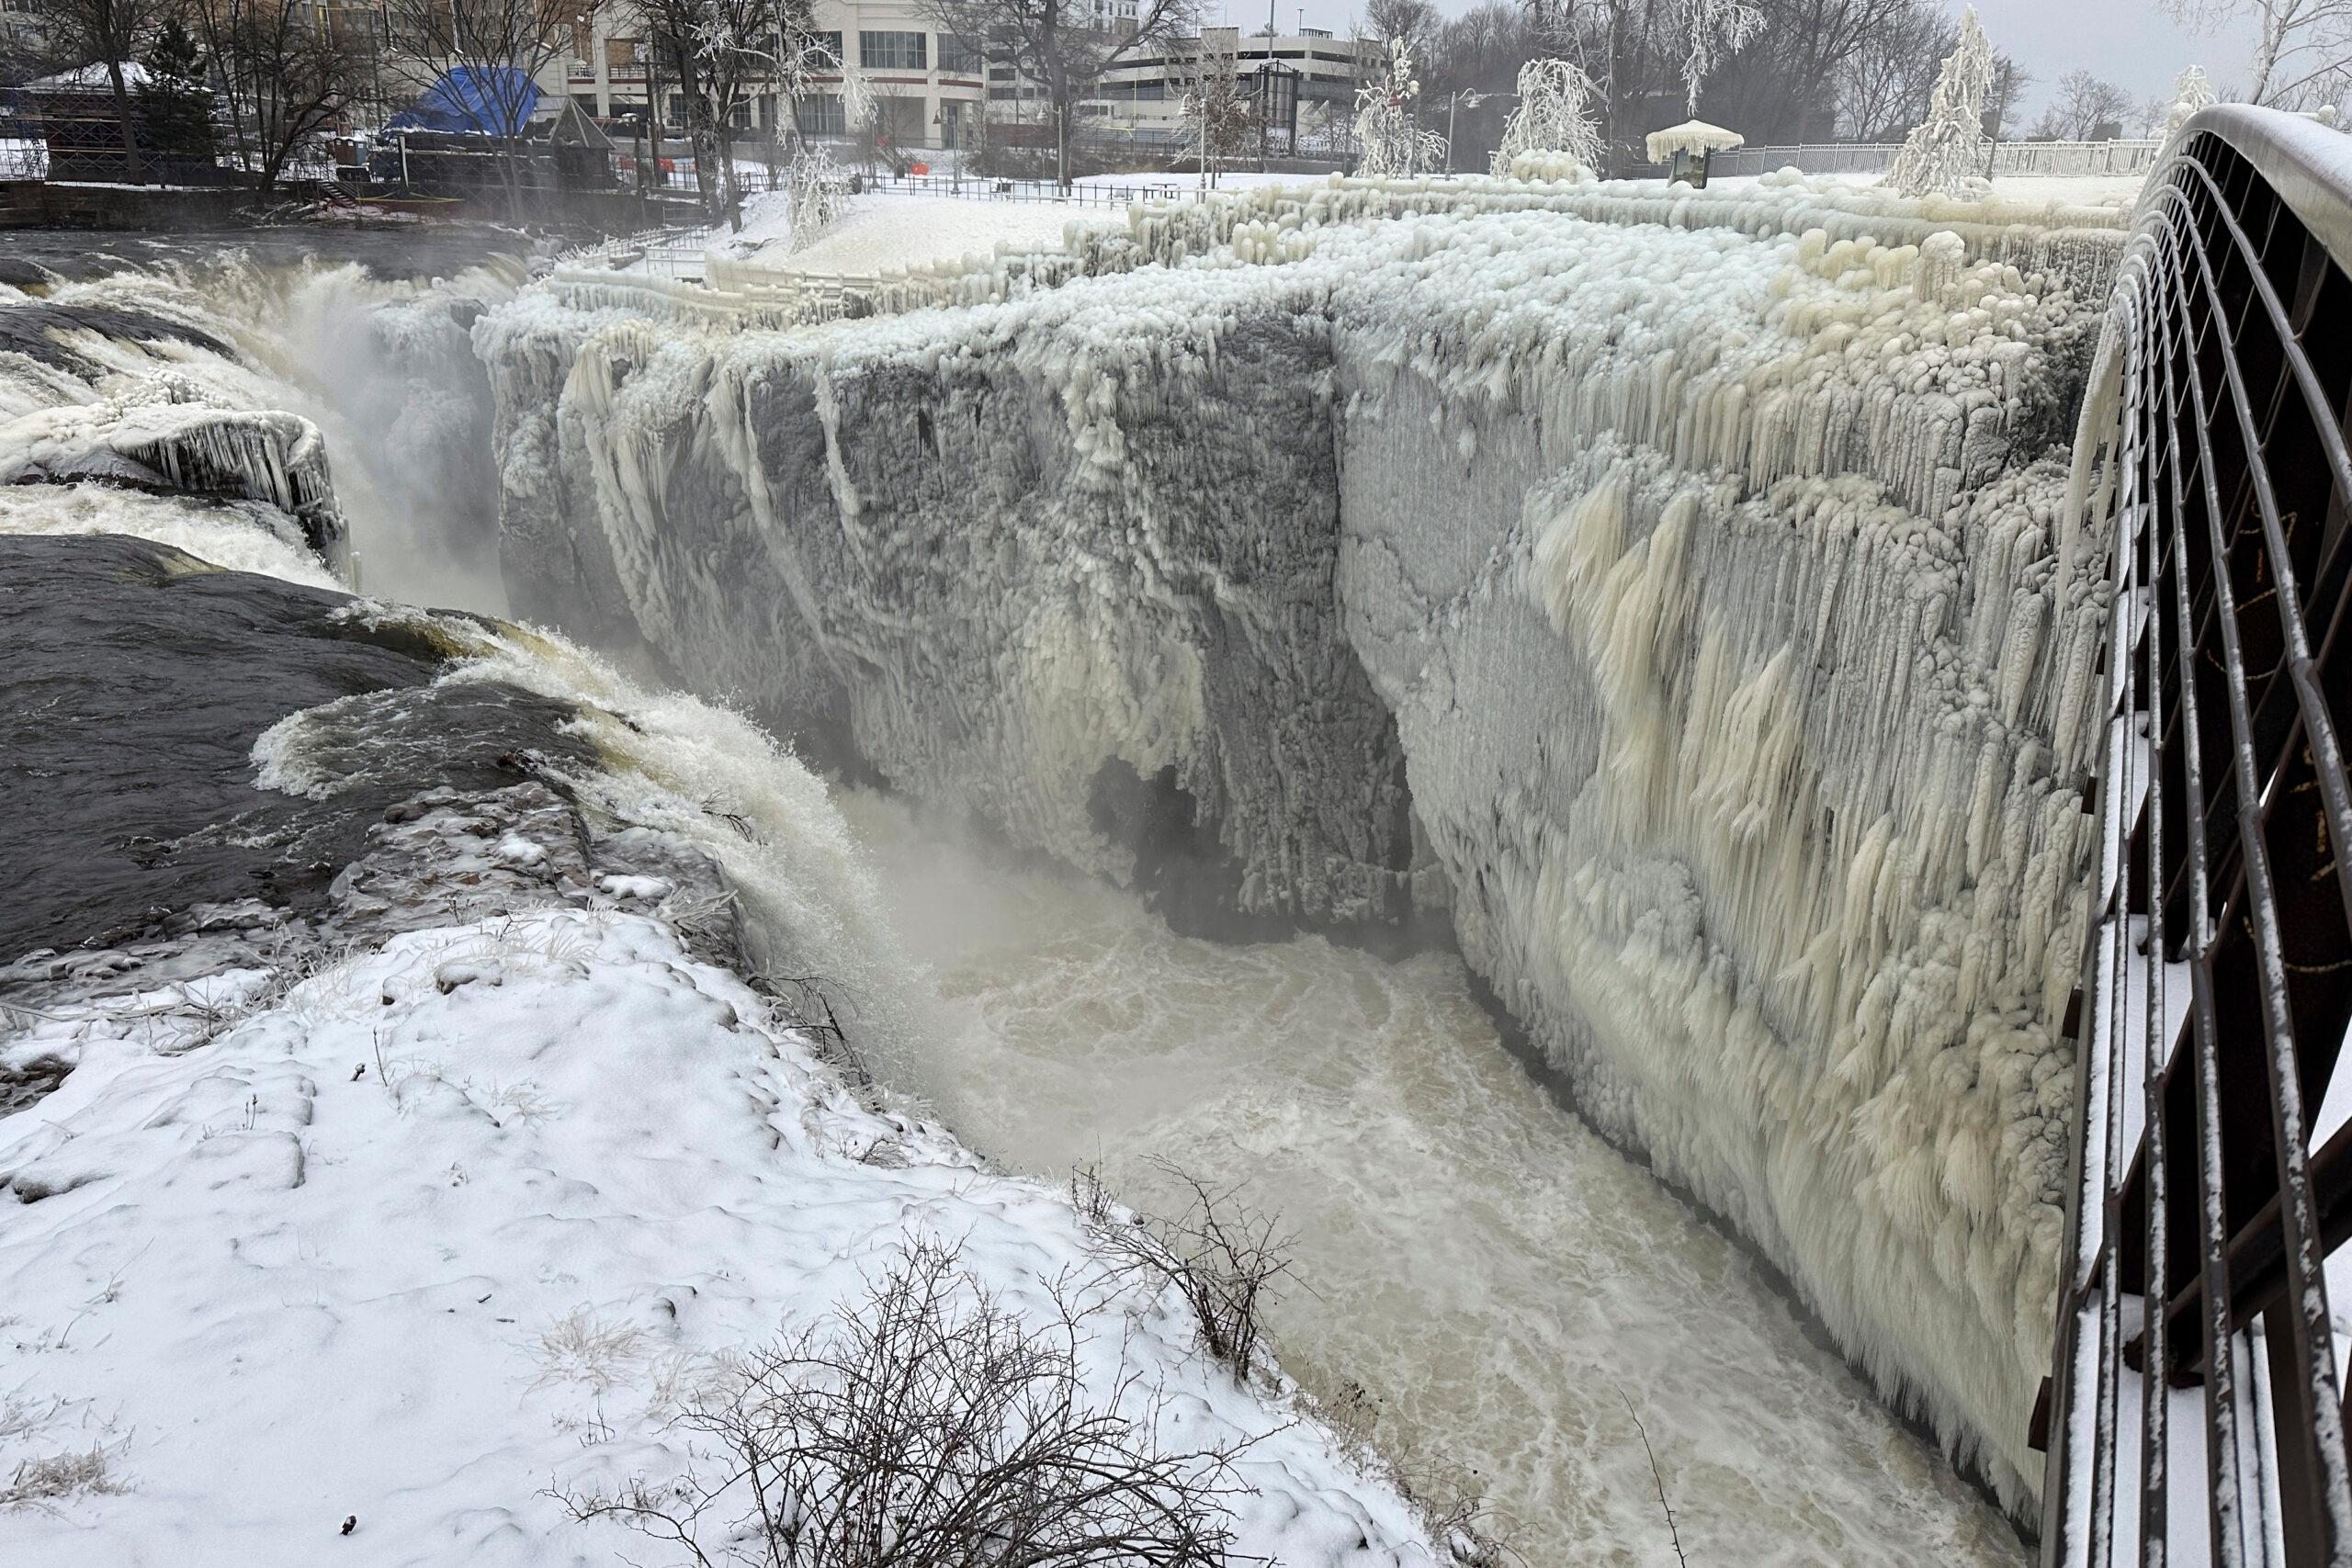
<box><xmin>841</xmin><ymin>791</ymin><xmax>2024</xmax><ymax>1568</ymax></box>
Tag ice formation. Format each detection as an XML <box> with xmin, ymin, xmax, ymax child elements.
<box><xmin>476</xmin><ymin>173</ymin><xmax>2123</xmax><ymax>1506</ymax></box>
<box><xmin>0</xmin><ymin>393</ymin><xmax>346</xmax><ymax>566</ymax></box>
<box><xmin>1644</xmin><ymin>118</ymin><xmax>1746</xmax><ymax>162</ymax></box>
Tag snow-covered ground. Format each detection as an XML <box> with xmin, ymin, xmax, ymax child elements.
<box><xmin>719</xmin><ymin>192</ymin><xmax>1119</xmax><ymax>274</ymax></box>
<box><xmin>0</xmin><ymin>908</ymin><xmax>1438</xmax><ymax>1566</ymax></box>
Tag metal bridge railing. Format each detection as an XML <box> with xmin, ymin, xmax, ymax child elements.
<box><xmin>2041</xmin><ymin>105</ymin><xmax>2352</xmax><ymax>1568</ymax></box>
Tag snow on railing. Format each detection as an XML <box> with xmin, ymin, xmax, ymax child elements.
<box><xmin>1712</xmin><ymin>139</ymin><xmax>2162</xmax><ymax>180</ymax></box>
<box><xmin>2037</xmin><ymin>104</ymin><xmax>2352</xmax><ymax>1568</ymax></box>
<box><xmin>857</xmin><ymin>173</ymin><xmax>1196</xmax><ymax>209</ymax></box>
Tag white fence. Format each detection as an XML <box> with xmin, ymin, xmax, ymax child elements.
<box><xmin>1709</xmin><ymin>138</ymin><xmax>2163</xmax><ymax>180</ymax></box>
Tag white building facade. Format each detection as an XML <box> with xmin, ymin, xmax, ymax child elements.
<box><xmin>566</xmin><ymin>1</ymin><xmax>988</xmax><ymax>154</ymax></box>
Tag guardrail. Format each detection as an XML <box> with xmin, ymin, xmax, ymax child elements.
<box><xmin>1711</xmin><ymin>137</ymin><xmax>2162</xmax><ymax>180</ymax></box>
<box><xmin>2040</xmin><ymin>105</ymin><xmax>2352</xmax><ymax>1568</ymax></box>
<box><xmin>855</xmin><ymin>172</ymin><xmax>1198</xmax><ymax>208</ymax></box>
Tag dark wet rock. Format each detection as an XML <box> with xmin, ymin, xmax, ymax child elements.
<box><xmin>0</xmin><ymin>533</ymin><xmax>593</xmax><ymax>964</ymax></box>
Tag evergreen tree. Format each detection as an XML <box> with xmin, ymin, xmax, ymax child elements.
<box><xmin>140</xmin><ymin>16</ymin><xmax>214</xmax><ymax>164</ymax></box>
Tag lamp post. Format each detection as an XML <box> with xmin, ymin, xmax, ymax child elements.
<box><xmin>1439</xmin><ymin>89</ymin><xmax>1506</xmax><ymax>174</ymax></box>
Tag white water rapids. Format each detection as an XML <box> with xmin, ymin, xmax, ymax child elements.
<box><xmin>842</xmin><ymin>794</ymin><xmax>2023</xmax><ymax>1568</ymax></box>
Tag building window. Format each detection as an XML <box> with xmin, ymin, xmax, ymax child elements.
<box><xmin>937</xmin><ymin>35</ymin><xmax>982</xmax><ymax>74</ymax></box>
<box><xmin>987</xmin><ymin>87</ymin><xmax>1017</xmax><ymax>101</ymax></box>
<box><xmin>797</xmin><ymin>93</ymin><xmax>846</xmax><ymax>135</ymax></box>
<box><xmin>858</xmin><ymin>30</ymin><xmax>926</xmax><ymax>71</ymax></box>
<box><xmin>809</xmin><ymin>30</ymin><xmax>843</xmax><ymax>68</ymax></box>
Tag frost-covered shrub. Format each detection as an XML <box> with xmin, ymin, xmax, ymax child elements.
<box><xmin>785</xmin><ymin>144</ymin><xmax>850</xmax><ymax>255</ymax></box>
<box><xmin>1490</xmin><ymin>58</ymin><xmax>1603</xmax><ymax>179</ymax></box>
<box><xmin>1887</xmin><ymin>6</ymin><xmax>1995</xmax><ymax>198</ymax></box>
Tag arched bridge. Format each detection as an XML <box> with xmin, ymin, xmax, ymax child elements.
<box><xmin>2041</xmin><ymin>105</ymin><xmax>2352</xmax><ymax>1568</ymax></box>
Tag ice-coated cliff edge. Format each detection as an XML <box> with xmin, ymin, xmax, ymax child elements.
<box><xmin>476</xmin><ymin>177</ymin><xmax>2122</xmax><ymax>1507</ymax></box>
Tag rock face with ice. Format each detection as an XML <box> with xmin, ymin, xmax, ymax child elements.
<box><xmin>477</xmin><ymin>174</ymin><xmax>2124</xmax><ymax>1505</ymax></box>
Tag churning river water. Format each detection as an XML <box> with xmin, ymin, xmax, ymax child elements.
<box><xmin>840</xmin><ymin>794</ymin><xmax>2024</xmax><ymax>1568</ymax></box>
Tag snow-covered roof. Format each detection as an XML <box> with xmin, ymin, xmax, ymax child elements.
<box><xmin>28</xmin><ymin>62</ymin><xmax>151</xmax><ymax>91</ymax></box>
<box><xmin>1645</xmin><ymin>119</ymin><xmax>1744</xmax><ymax>162</ymax></box>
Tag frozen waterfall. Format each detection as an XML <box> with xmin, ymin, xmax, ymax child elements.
<box><xmin>475</xmin><ymin>175</ymin><xmax>2123</xmax><ymax>1512</ymax></box>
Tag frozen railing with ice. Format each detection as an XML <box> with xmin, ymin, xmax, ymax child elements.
<box><xmin>545</xmin><ymin>167</ymin><xmax>2137</xmax><ymax>333</ymax></box>
<box><xmin>2038</xmin><ymin>104</ymin><xmax>2352</xmax><ymax>1568</ymax></box>
<box><xmin>1713</xmin><ymin>139</ymin><xmax>2163</xmax><ymax>180</ymax></box>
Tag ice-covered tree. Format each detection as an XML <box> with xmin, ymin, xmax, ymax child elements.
<box><xmin>1887</xmin><ymin>6</ymin><xmax>1995</xmax><ymax>198</ymax></box>
<box><xmin>1672</xmin><ymin>0</ymin><xmax>1763</xmax><ymax>113</ymax></box>
<box><xmin>784</xmin><ymin>142</ymin><xmax>849</xmax><ymax>253</ymax></box>
<box><xmin>2165</xmin><ymin>63</ymin><xmax>2218</xmax><ymax>136</ymax></box>
<box><xmin>1354</xmin><ymin>44</ymin><xmax>1448</xmax><ymax>177</ymax></box>
<box><xmin>1491</xmin><ymin>56</ymin><xmax>1603</xmax><ymax>176</ymax></box>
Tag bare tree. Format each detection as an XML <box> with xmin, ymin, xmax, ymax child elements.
<box><xmin>919</xmin><ymin>0</ymin><xmax>1197</xmax><ymax>187</ymax></box>
<box><xmin>381</xmin><ymin>0</ymin><xmax>598</xmax><ymax>220</ymax></box>
<box><xmin>2165</xmin><ymin>0</ymin><xmax>2352</xmax><ymax>109</ymax></box>
<box><xmin>632</xmin><ymin>0</ymin><xmax>768</xmax><ymax>224</ymax></box>
<box><xmin>2030</xmin><ymin>67</ymin><xmax>2133</xmax><ymax>139</ymax></box>
<box><xmin>1833</xmin><ymin>0</ymin><xmax>1951</xmax><ymax>140</ymax></box>
<box><xmin>1363</xmin><ymin>0</ymin><xmax>1439</xmax><ymax>63</ymax></box>
<box><xmin>1172</xmin><ymin>29</ymin><xmax>1253</xmax><ymax>187</ymax></box>
<box><xmin>551</xmin><ymin>1237</ymin><xmax>1254</xmax><ymax>1568</ymax></box>
<box><xmin>1414</xmin><ymin>2</ymin><xmax>1540</xmax><ymax>173</ymax></box>
<box><xmin>196</xmin><ymin>0</ymin><xmax>368</xmax><ymax>202</ymax></box>
<box><xmin>28</xmin><ymin>0</ymin><xmax>176</xmax><ymax>181</ymax></box>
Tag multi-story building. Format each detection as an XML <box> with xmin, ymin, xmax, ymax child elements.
<box><xmin>567</xmin><ymin>2</ymin><xmax>988</xmax><ymax>153</ymax></box>
<box><xmin>0</xmin><ymin>0</ymin><xmax>53</xmax><ymax>69</ymax></box>
<box><xmin>1080</xmin><ymin>28</ymin><xmax>1367</xmax><ymax>152</ymax></box>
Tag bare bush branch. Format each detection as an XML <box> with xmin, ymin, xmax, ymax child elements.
<box><xmin>1080</xmin><ymin>1158</ymin><xmax>1294</xmax><ymax>1381</ymax></box>
<box><xmin>552</xmin><ymin>1236</ymin><xmax>1255</xmax><ymax>1567</ymax></box>
<box><xmin>1617</xmin><ymin>1387</ymin><xmax>1688</xmax><ymax>1568</ymax></box>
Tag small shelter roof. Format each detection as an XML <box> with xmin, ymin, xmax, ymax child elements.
<box><xmin>1645</xmin><ymin>119</ymin><xmax>1744</xmax><ymax>162</ymax></box>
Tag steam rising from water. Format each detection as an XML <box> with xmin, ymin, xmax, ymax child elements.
<box><xmin>843</xmin><ymin>792</ymin><xmax>2023</xmax><ymax>1568</ymax></box>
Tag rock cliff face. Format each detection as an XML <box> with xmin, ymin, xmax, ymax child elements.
<box><xmin>475</xmin><ymin>179</ymin><xmax>2122</xmax><ymax>1506</ymax></box>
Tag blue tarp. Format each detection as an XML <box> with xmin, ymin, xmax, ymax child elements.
<box><xmin>389</xmin><ymin>68</ymin><xmax>539</xmax><ymax>136</ymax></box>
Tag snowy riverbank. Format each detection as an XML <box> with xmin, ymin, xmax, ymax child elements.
<box><xmin>0</xmin><ymin>905</ymin><xmax>1440</xmax><ymax>1565</ymax></box>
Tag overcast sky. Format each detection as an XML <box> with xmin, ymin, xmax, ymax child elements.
<box><xmin>1205</xmin><ymin>0</ymin><xmax>2268</xmax><ymax>124</ymax></box>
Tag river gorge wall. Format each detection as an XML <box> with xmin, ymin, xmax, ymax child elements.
<box><xmin>473</xmin><ymin>177</ymin><xmax>2126</xmax><ymax>1508</ymax></box>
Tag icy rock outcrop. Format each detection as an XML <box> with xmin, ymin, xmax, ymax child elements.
<box><xmin>479</xmin><ymin>187</ymin><xmax>2118</xmax><ymax>1504</ymax></box>
<box><xmin>0</xmin><ymin>393</ymin><xmax>348</xmax><ymax>569</ymax></box>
